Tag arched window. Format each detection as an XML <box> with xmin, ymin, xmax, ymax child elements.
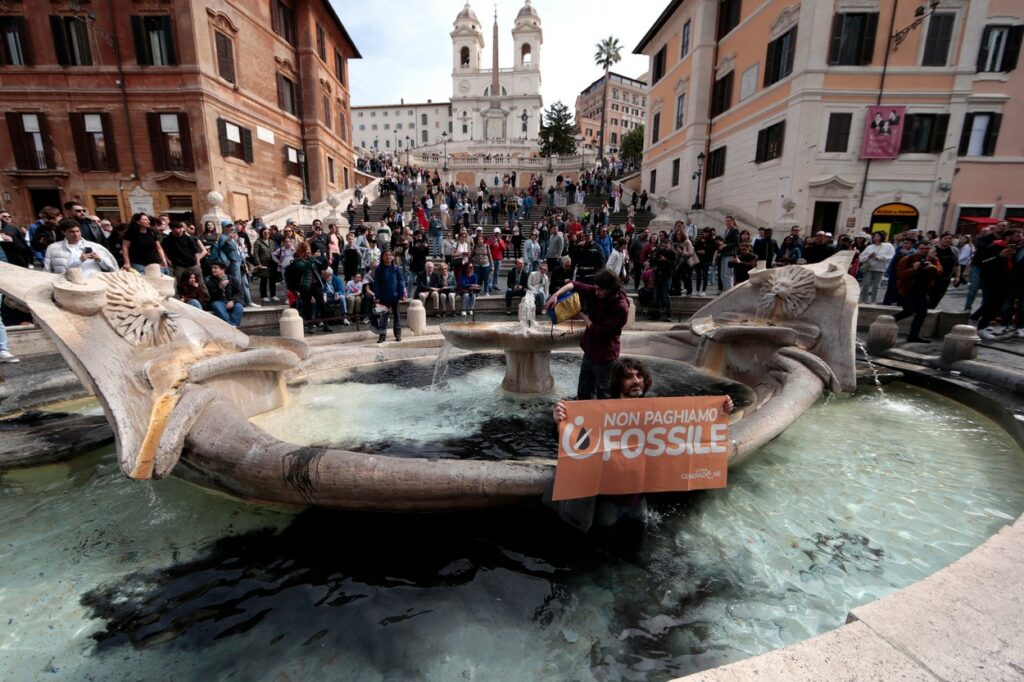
<box><xmin>460</xmin><ymin>46</ymin><xmax>470</xmax><ymax>67</ymax></box>
<box><xmin>521</xmin><ymin>43</ymin><xmax>532</xmax><ymax>66</ymax></box>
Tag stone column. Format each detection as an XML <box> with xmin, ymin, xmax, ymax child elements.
<box><xmin>407</xmin><ymin>299</ymin><xmax>427</xmax><ymax>336</ymax></box>
<box><xmin>866</xmin><ymin>315</ymin><xmax>899</xmax><ymax>355</ymax></box>
<box><xmin>279</xmin><ymin>308</ymin><xmax>304</xmax><ymax>340</ymax></box>
<box><xmin>939</xmin><ymin>324</ymin><xmax>980</xmax><ymax>369</ymax></box>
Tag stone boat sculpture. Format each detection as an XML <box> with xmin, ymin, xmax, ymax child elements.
<box><xmin>0</xmin><ymin>252</ymin><xmax>857</xmax><ymax>510</ymax></box>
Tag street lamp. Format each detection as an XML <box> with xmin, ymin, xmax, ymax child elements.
<box><xmin>893</xmin><ymin>0</ymin><xmax>941</xmax><ymax>50</ymax></box>
<box><xmin>691</xmin><ymin>151</ymin><xmax>705</xmax><ymax>210</ymax></box>
<box><xmin>405</xmin><ymin>135</ymin><xmax>411</xmax><ymax>164</ymax></box>
<box><xmin>441</xmin><ymin>131</ymin><xmax>449</xmax><ymax>172</ymax></box>
<box><xmin>297</xmin><ymin>150</ymin><xmax>310</xmax><ymax>205</ymax></box>
<box><xmin>521</xmin><ymin>109</ymin><xmax>528</xmax><ymax>140</ymax></box>
<box><xmin>374</xmin><ymin>136</ymin><xmax>378</xmax><ymax>150</ymax></box>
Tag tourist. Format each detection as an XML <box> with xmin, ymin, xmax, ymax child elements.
<box><xmin>415</xmin><ymin>261</ymin><xmax>442</xmax><ymax>316</ymax></box>
<box><xmin>629</xmin><ymin>229</ymin><xmax>649</xmax><ymax>290</ymax></box>
<box><xmin>320</xmin><ymin>266</ymin><xmax>350</xmax><ymax>328</ymax></box>
<box><xmin>460</xmin><ymin>263</ymin><xmax>481</xmax><ymax>316</ymax></box>
<box><xmin>546</xmin><ymin>268</ymin><xmax>629</xmax><ymax>400</ymax></box>
<box><xmin>651</xmin><ymin>234</ymin><xmax>675</xmax><ymax>320</ymax></box>
<box><xmin>730</xmin><ymin>242</ymin><xmax>758</xmax><ymax>285</ymax></box>
<box><xmin>288</xmin><ymin>241</ymin><xmax>328</xmax><ymax>332</ymax></box>
<box><xmin>121</xmin><ymin>213</ymin><xmax>169</xmax><ymax>274</ymax></box>
<box><xmin>29</xmin><ymin>207</ymin><xmax>62</xmax><ymax>263</ymax></box>
<box><xmin>545</xmin><ymin>226</ymin><xmax>565</xmax><ymax>273</ymax></box>
<box><xmin>752</xmin><ymin>228</ymin><xmax>779</xmax><ymax>268</ymax></box>
<box><xmin>527</xmin><ymin>262</ymin><xmax>550</xmax><ymax>309</ymax></box>
<box><xmin>43</xmin><ymin>221</ymin><xmax>117</xmax><ymax>277</ymax></box>
<box><xmin>882</xmin><ymin>237</ymin><xmax>917</xmax><ymax>306</ymax></box>
<box><xmin>370</xmin><ymin>250</ymin><xmax>407</xmax><ymax>342</ymax></box>
<box><xmin>802</xmin><ymin>231</ymin><xmax>837</xmax><ymax>265</ymax></box>
<box><xmin>672</xmin><ymin>228</ymin><xmax>696</xmax><ymax>296</ymax></box>
<box><xmin>857</xmin><ymin>232</ymin><xmax>894</xmax><ymax>303</ymax></box>
<box><xmin>0</xmin><ymin>211</ymin><xmax>32</xmax><ymax>268</ymax></box>
<box><xmin>575</xmin><ymin>232</ymin><xmax>607</xmax><ymax>285</ymax></box>
<box><xmin>488</xmin><ymin>228</ymin><xmax>507</xmax><ymax>293</ymax></box>
<box><xmin>605</xmin><ymin>238</ymin><xmax>628</xmax><ymax>284</ymax></box>
<box><xmin>929</xmin><ymin>232</ymin><xmax>960</xmax><ymax>308</ymax></box>
<box><xmin>895</xmin><ymin>241</ymin><xmax>943</xmax><ymax>342</ymax></box>
<box><xmin>436</xmin><ymin>262</ymin><xmax>457</xmax><ymax>316</ymax></box>
<box><xmin>639</xmin><ymin>190</ymin><xmax>649</xmax><ymax>212</ymax></box>
<box><xmin>776</xmin><ymin>235</ymin><xmax>802</xmax><ymax>267</ymax></box>
<box><xmin>471</xmin><ymin>233</ymin><xmax>493</xmax><ymax>296</ymax></box>
<box><xmin>957</xmin><ymin>234</ymin><xmax>976</xmax><ymax>309</ymax></box>
<box><xmin>504</xmin><ymin>258</ymin><xmax>530</xmax><ymax>314</ymax></box>
<box><xmin>344</xmin><ymin>273</ymin><xmax>364</xmax><ymax>319</ymax></box>
<box><xmin>252</xmin><ymin>227</ymin><xmax>278</xmax><ymax>303</ymax></box>
<box><xmin>0</xmin><ymin>248</ymin><xmax>16</xmax><ymax>362</ymax></box>
<box><xmin>162</xmin><ymin>221</ymin><xmax>205</xmax><ymax>293</ymax></box>
<box><xmin>206</xmin><ymin>261</ymin><xmax>245</xmax><ymax>327</ymax></box>
<box><xmin>177</xmin><ymin>271</ymin><xmax>208</xmax><ymax>309</ymax></box>
<box><xmin>524</xmin><ymin>230</ymin><xmax>542</xmax><ymax>274</ymax></box>
<box><xmin>692</xmin><ymin>228</ymin><xmax>716</xmax><ymax>296</ymax></box>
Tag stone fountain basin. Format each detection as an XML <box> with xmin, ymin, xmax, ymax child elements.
<box><xmin>439</xmin><ymin>321</ymin><xmax>585</xmax><ymax>352</ymax></box>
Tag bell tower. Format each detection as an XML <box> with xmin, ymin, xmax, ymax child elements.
<box><xmin>451</xmin><ymin>3</ymin><xmax>484</xmax><ymax>74</ymax></box>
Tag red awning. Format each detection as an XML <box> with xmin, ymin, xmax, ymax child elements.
<box><xmin>960</xmin><ymin>217</ymin><xmax>1001</xmax><ymax>225</ymax></box>
<box><xmin>1007</xmin><ymin>217</ymin><xmax>1024</xmax><ymax>224</ymax></box>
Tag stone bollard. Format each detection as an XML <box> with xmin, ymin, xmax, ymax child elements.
<box><xmin>625</xmin><ymin>296</ymin><xmax>637</xmax><ymax>329</ymax></box>
<box><xmin>939</xmin><ymin>324</ymin><xmax>980</xmax><ymax>369</ymax></box>
<box><xmin>866</xmin><ymin>315</ymin><xmax>899</xmax><ymax>355</ymax></box>
<box><xmin>407</xmin><ymin>299</ymin><xmax>427</xmax><ymax>336</ymax></box>
<box><xmin>143</xmin><ymin>263</ymin><xmax>175</xmax><ymax>297</ymax></box>
<box><xmin>279</xmin><ymin>308</ymin><xmax>304</xmax><ymax>340</ymax></box>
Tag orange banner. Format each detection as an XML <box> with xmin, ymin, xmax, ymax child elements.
<box><xmin>552</xmin><ymin>396</ymin><xmax>730</xmax><ymax>501</ymax></box>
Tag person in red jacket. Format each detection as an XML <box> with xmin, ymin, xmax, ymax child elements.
<box><xmin>546</xmin><ymin>268</ymin><xmax>629</xmax><ymax>399</ymax></box>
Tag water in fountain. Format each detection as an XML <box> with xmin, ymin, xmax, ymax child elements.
<box><xmin>518</xmin><ymin>294</ymin><xmax>536</xmax><ymax>330</ymax></box>
<box><xmin>856</xmin><ymin>340</ymin><xmax>885</xmax><ymax>394</ymax></box>
<box><xmin>430</xmin><ymin>341</ymin><xmax>454</xmax><ymax>388</ymax></box>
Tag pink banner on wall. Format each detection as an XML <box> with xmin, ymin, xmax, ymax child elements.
<box><xmin>860</xmin><ymin>106</ymin><xmax>906</xmax><ymax>159</ymax></box>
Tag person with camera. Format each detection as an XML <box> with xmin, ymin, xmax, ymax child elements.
<box><xmin>205</xmin><ymin>261</ymin><xmax>245</xmax><ymax>327</ymax></box>
<box><xmin>43</xmin><ymin>220</ymin><xmax>117</xmax><ymax>277</ymax></box>
<box><xmin>894</xmin><ymin>240</ymin><xmax>943</xmax><ymax>343</ymax></box>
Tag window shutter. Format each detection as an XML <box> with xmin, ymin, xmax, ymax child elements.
<box><xmin>276</xmin><ymin>74</ymin><xmax>286</xmax><ymax>110</ymax></box>
<box><xmin>51</xmin><ymin>16</ymin><xmax>70</xmax><ymax>66</ymax></box>
<box><xmin>241</xmin><ymin>127</ymin><xmax>253</xmax><ymax>163</ymax></box>
<box><xmin>130</xmin><ymin>16</ymin><xmax>149</xmax><ymax>65</ymax></box>
<box><xmin>755</xmin><ymin>128</ymin><xmax>766</xmax><ymax>163</ymax></box>
<box><xmin>861</xmin><ymin>13</ymin><xmax>878</xmax><ymax>65</ymax></box>
<box><xmin>764</xmin><ymin>40</ymin><xmax>777</xmax><ymax>86</ymax></box>
<box><xmin>217</xmin><ymin>118</ymin><xmax>229</xmax><ymax>156</ymax></box>
<box><xmin>929</xmin><ymin>114</ymin><xmax>949</xmax><ymax>153</ymax></box>
<box><xmin>983</xmin><ymin>113</ymin><xmax>1002</xmax><ymax>156</ymax></box>
<box><xmin>37</xmin><ymin>114</ymin><xmax>56</xmax><ymax>168</ymax></box>
<box><xmin>5</xmin><ymin>112</ymin><xmax>29</xmax><ymax>169</ymax></box>
<box><xmin>957</xmin><ymin>113</ymin><xmax>974</xmax><ymax>156</ymax></box>
<box><xmin>178</xmin><ymin>113</ymin><xmax>194</xmax><ymax>171</ymax></box>
<box><xmin>785</xmin><ymin>27</ymin><xmax>798</xmax><ymax>74</ymax></box>
<box><xmin>12</xmin><ymin>17</ymin><xmax>32</xmax><ymax>66</ymax></box>
<box><xmin>146</xmin><ymin>112</ymin><xmax>167</xmax><ymax>170</ymax></box>
<box><xmin>899</xmin><ymin>116</ymin><xmax>914</xmax><ymax>153</ymax></box>
<box><xmin>101</xmin><ymin>113</ymin><xmax>119</xmax><ymax>171</ymax></box>
<box><xmin>161</xmin><ymin>16</ymin><xmax>177</xmax><ymax>65</ymax></box>
<box><xmin>69</xmin><ymin>113</ymin><xmax>92</xmax><ymax>170</ymax></box>
<box><xmin>270</xmin><ymin>0</ymin><xmax>280</xmax><ymax>34</ymax></box>
<box><xmin>1004</xmin><ymin>26</ymin><xmax>1023</xmax><ymax>72</ymax></box>
<box><xmin>828</xmin><ymin>15</ymin><xmax>843</xmax><ymax>65</ymax></box>
<box><xmin>976</xmin><ymin>27</ymin><xmax>992</xmax><ymax>71</ymax></box>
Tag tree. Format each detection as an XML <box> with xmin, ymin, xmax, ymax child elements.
<box><xmin>594</xmin><ymin>36</ymin><xmax>623</xmax><ymax>164</ymax></box>
<box><xmin>620</xmin><ymin>124</ymin><xmax>644</xmax><ymax>169</ymax></box>
<box><xmin>538</xmin><ymin>101</ymin><xmax>577</xmax><ymax>158</ymax></box>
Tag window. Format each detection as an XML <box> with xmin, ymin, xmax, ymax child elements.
<box><xmin>322</xmin><ymin>94</ymin><xmax>331</xmax><ymax>126</ymax></box>
<box><xmin>421</xmin><ymin>130</ymin><xmax>427</xmax><ymax>143</ymax></box>
<box><xmin>651</xmin><ymin>112</ymin><xmax>661</xmax><ymax>144</ymax></box>
<box><xmin>92</xmin><ymin>195</ymin><xmax>121</xmax><ymax>224</ymax></box>
<box><xmin>462</xmin><ymin>124</ymin><xmax>468</xmax><ymax>133</ymax></box>
<box><xmin>383</xmin><ymin>123</ymin><xmax>390</xmax><ymax>130</ymax></box>
<box><xmin>649</xmin><ymin>169</ymin><xmax>657</xmax><ymax>193</ymax></box>
<box><xmin>131</xmin><ymin>16</ymin><xmax>176</xmax><ymax>66</ymax></box>
<box><xmin>675</xmin><ymin>93</ymin><xmax>686</xmax><ymax>130</ymax></box>
<box><xmin>828</xmin><ymin>13</ymin><xmax>877</xmax><ymax>65</ymax></box>
<box><xmin>335</xmin><ymin>49</ymin><xmax>345</xmax><ymax>83</ymax></box>
<box><xmin>70</xmin><ymin>113</ymin><xmax>117</xmax><ymax>171</ymax></box>
<box><xmin>371</xmin><ymin>124</ymin><xmax>377</xmax><ymax>130</ymax></box>
<box><xmin>711</xmin><ymin>71</ymin><xmax>733</xmax><ymax>117</ymax></box>
<box><xmin>283</xmin><ymin>146</ymin><xmax>300</xmax><ymax>176</ymax></box>
<box><xmin>899</xmin><ymin>113</ymin><xmax>949</xmax><ymax>153</ymax></box>
<box><xmin>214</xmin><ymin>31</ymin><xmax>235</xmax><ymax>83</ymax></box>
<box><xmin>343</xmin><ymin>167</ymin><xmax>349</xmax><ymax>189</ymax></box>
<box><xmin>270</xmin><ymin>0</ymin><xmax>295</xmax><ymax>43</ymax></box>
<box><xmin>755</xmin><ymin>120</ymin><xmax>785</xmax><ymax>163</ymax></box>
<box><xmin>328</xmin><ymin>156</ymin><xmax>335</xmax><ymax>184</ymax></box>
<box><xmin>385</xmin><ymin>140</ymin><xmax>390</xmax><ymax>149</ymax></box>
<box><xmin>824</xmin><ymin>112</ymin><xmax>853</xmax><ymax>152</ymax></box>
<box><xmin>51</xmin><ymin>16</ymin><xmax>92</xmax><ymax>66</ymax></box>
<box><xmin>977</xmin><ymin>25</ymin><xmax>1023</xmax><ymax>72</ymax></box>
<box><xmin>611</xmin><ymin>118</ymin><xmax>618</xmax><ymax>126</ymax></box>
<box><xmin>6</xmin><ymin>113</ymin><xmax>52</xmax><ymax>170</ymax></box>
<box><xmin>421</xmin><ymin>113</ymin><xmax>427</xmax><ymax>125</ymax></box>
<box><xmin>359</xmin><ymin>124</ymin><xmax>365</xmax><ymax>131</ymax></box>
<box><xmin>764</xmin><ymin>27</ymin><xmax>797</xmax><ymax>86</ymax></box>
<box><xmin>958</xmin><ymin>113</ymin><xmax>1002</xmax><ymax>156</ymax></box>
<box><xmin>680</xmin><ymin>20</ymin><xmax>691</xmax><ymax>58</ymax></box>
<box><xmin>217</xmin><ymin>118</ymin><xmax>253</xmax><ymax>162</ymax></box>
<box><xmin>460</xmin><ymin>46</ymin><xmax>470</xmax><ymax>66</ymax></box>
<box><xmin>922</xmin><ymin>13</ymin><xmax>955</xmax><ymax>66</ymax></box>
<box><xmin>718</xmin><ymin>0</ymin><xmax>742</xmax><ymax>39</ymax></box>
<box><xmin>707</xmin><ymin>146</ymin><xmax>726</xmax><ymax>179</ymax></box>
<box><xmin>521</xmin><ymin>43</ymin><xmax>531</xmax><ymax>65</ymax></box>
<box><xmin>277</xmin><ymin>74</ymin><xmax>297</xmax><ymax>115</ymax></box>
<box><xmin>0</xmin><ymin>16</ymin><xmax>29</xmax><ymax>66</ymax></box>
<box><xmin>652</xmin><ymin>45</ymin><xmax>667</xmax><ymax>82</ymax></box>
<box><xmin>146</xmin><ymin>112</ymin><xmax>194</xmax><ymax>172</ymax></box>
<box><xmin>316</xmin><ymin>23</ymin><xmax>326</xmax><ymax>61</ymax></box>
<box><xmin>671</xmin><ymin>159</ymin><xmax>680</xmax><ymax>187</ymax></box>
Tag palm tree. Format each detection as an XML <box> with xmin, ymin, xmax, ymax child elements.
<box><xmin>594</xmin><ymin>36</ymin><xmax>622</xmax><ymax>165</ymax></box>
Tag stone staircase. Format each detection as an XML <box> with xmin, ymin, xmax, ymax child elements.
<box><xmin>577</xmin><ymin>193</ymin><xmax>656</xmax><ymax>232</ymax></box>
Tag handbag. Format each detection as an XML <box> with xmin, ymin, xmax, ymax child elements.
<box><xmin>687</xmin><ymin>253</ymin><xmax>700</xmax><ymax>267</ymax></box>
<box><xmin>548</xmin><ymin>291</ymin><xmax>581</xmax><ymax>324</ymax></box>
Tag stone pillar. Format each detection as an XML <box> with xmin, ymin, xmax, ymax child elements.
<box><xmin>939</xmin><ymin>324</ymin><xmax>980</xmax><ymax>369</ymax></box>
<box><xmin>625</xmin><ymin>296</ymin><xmax>637</xmax><ymax>329</ymax></box>
<box><xmin>407</xmin><ymin>299</ymin><xmax>427</xmax><ymax>336</ymax></box>
<box><xmin>866</xmin><ymin>315</ymin><xmax>899</xmax><ymax>355</ymax></box>
<box><xmin>200</xmin><ymin>191</ymin><xmax>232</xmax><ymax>230</ymax></box>
<box><xmin>144</xmin><ymin>263</ymin><xmax>175</xmax><ymax>297</ymax></box>
<box><xmin>279</xmin><ymin>308</ymin><xmax>304</xmax><ymax>340</ymax></box>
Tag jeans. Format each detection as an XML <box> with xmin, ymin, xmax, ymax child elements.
<box><xmin>211</xmin><ymin>300</ymin><xmax>244</xmax><ymax>327</ymax></box>
<box><xmin>0</xmin><ymin>294</ymin><xmax>9</xmax><ymax>352</ymax></box>
<box><xmin>228</xmin><ymin>262</ymin><xmax>253</xmax><ymax>306</ymax></box>
<box><xmin>577</xmin><ymin>355</ymin><xmax>613</xmax><ymax>400</ymax></box>
<box><xmin>893</xmin><ymin>289</ymin><xmax>929</xmax><ymax>339</ymax></box>
<box><xmin>654</xmin><ymin>276</ymin><xmax>672</xmax><ymax>314</ymax></box>
<box><xmin>462</xmin><ymin>292</ymin><xmax>477</xmax><ymax>311</ymax></box>
<box><xmin>505</xmin><ymin>286</ymin><xmax>526</xmax><ymax>310</ymax></box>
<box><xmin>694</xmin><ymin>262</ymin><xmax>710</xmax><ymax>293</ymax></box>
<box><xmin>431</xmin><ymin>232</ymin><xmax>443</xmax><ymax>257</ymax></box>
<box><xmin>720</xmin><ymin>265</ymin><xmax>735</xmax><ymax>291</ymax></box>
<box><xmin>491</xmin><ymin>259</ymin><xmax>502</xmax><ymax>291</ymax></box>
<box><xmin>478</xmin><ymin>264</ymin><xmax>492</xmax><ymax>294</ymax></box>
<box><xmin>379</xmin><ymin>300</ymin><xmax>402</xmax><ymax>339</ymax></box>
<box><xmin>859</xmin><ymin>270</ymin><xmax>884</xmax><ymax>303</ymax></box>
<box><xmin>964</xmin><ymin>265</ymin><xmax>982</xmax><ymax>310</ymax></box>
<box><xmin>185</xmin><ymin>298</ymin><xmax>203</xmax><ymax>309</ymax></box>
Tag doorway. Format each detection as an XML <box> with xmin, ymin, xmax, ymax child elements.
<box><xmin>812</xmin><ymin>201</ymin><xmax>841</xmax><ymax>234</ymax></box>
<box><xmin>28</xmin><ymin>188</ymin><xmax>62</xmax><ymax>217</ymax></box>
<box><xmin>870</xmin><ymin>202</ymin><xmax>919</xmax><ymax>240</ymax></box>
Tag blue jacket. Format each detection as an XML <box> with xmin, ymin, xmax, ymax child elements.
<box><xmin>373</xmin><ymin>263</ymin><xmax>406</xmax><ymax>303</ymax></box>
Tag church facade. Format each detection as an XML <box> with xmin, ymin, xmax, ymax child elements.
<box><xmin>351</xmin><ymin>1</ymin><xmax>544</xmax><ymax>153</ymax></box>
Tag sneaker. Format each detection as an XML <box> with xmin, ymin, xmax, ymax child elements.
<box><xmin>990</xmin><ymin>324</ymin><xmax>1007</xmax><ymax>334</ymax></box>
<box><xmin>979</xmin><ymin>327</ymin><xmax>998</xmax><ymax>340</ymax></box>
<box><xmin>460</xmin><ymin>311</ymin><xmax>467</xmax><ymax>316</ymax></box>
<box><xmin>261</xmin><ymin>297</ymin><xmax>270</xmax><ymax>303</ymax></box>
<box><xmin>272</xmin><ymin>296</ymin><xmax>281</xmax><ymax>302</ymax></box>
<box><xmin>0</xmin><ymin>350</ymin><xmax>18</xmax><ymax>363</ymax></box>
<box><xmin>249</xmin><ymin>301</ymin><xmax>262</xmax><ymax>308</ymax></box>
<box><xmin>1017</xmin><ymin>328</ymin><xmax>1024</xmax><ymax>338</ymax></box>
<box><xmin>361</xmin><ymin>318</ymin><xmax>370</xmax><ymax>324</ymax></box>
<box><xmin>342</xmin><ymin>319</ymin><xmax>351</xmax><ymax>326</ymax></box>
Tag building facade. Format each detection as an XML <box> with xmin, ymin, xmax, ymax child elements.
<box><xmin>352</xmin><ymin>101</ymin><xmax>453</xmax><ymax>152</ymax></box>
<box><xmin>575</xmin><ymin>72</ymin><xmax>648</xmax><ymax>157</ymax></box>
<box><xmin>1</xmin><ymin>0</ymin><xmax>359</xmax><ymax>225</ymax></box>
<box><xmin>634</xmin><ymin>0</ymin><xmax>1023</xmax><ymax>235</ymax></box>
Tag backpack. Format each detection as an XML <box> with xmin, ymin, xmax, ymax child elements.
<box><xmin>210</xmin><ymin>237</ymin><xmax>230</xmax><ymax>266</ymax></box>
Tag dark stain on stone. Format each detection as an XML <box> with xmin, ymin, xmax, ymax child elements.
<box><xmin>282</xmin><ymin>447</ymin><xmax>325</xmax><ymax>502</ymax></box>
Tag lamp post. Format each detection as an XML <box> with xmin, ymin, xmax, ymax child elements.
<box><xmin>441</xmin><ymin>131</ymin><xmax>449</xmax><ymax>172</ymax></box>
<box><xmin>691</xmin><ymin>151</ymin><xmax>705</xmax><ymax>210</ymax></box>
<box><xmin>298</xmin><ymin>150</ymin><xmax>310</xmax><ymax>205</ymax></box>
<box><xmin>520</xmin><ymin>109</ymin><xmax>528</xmax><ymax>141</ymax></box>
<box><xmin>893</xmin><ymin>0</ymin><xmax>941</xmax><ymax>50</ymax></box>
<box><xmin>405</xmin><ymin>136</ymin><xmax>411</xmax><ymax>165</ymax></box>
<box><xmin>374</xmin><ymin>136</ymin><xmax>378</xmax><ymax>150</ymax></box>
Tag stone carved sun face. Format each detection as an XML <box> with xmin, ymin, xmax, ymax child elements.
<box><xmin>100</xmin><ymin>271</ymin><xmax>179</xmax><ymax>346</ymax></box>
<box><xmin>756</xmin><ymin>266</ymin><xmax>817</xmax><ymax>320</ymax></box>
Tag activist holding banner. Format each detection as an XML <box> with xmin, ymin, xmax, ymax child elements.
<box><xmin>545</xmin><ymin>268</ymin><xmax>629</xmax><ymax>400</ymax></box>
<box><xmin>549</xmin><ymin>358</ymin><xmax>734</xmax><ymax>532</ymax></box>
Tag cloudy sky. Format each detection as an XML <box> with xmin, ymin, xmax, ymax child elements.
<box><xmin>339</xmin><ymin>0</ymin><xmax>659</xmax><ymax>109</ymax></box>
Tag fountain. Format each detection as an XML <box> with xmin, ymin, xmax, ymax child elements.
<box><xmin>439</xmin><ymin>296</ymin><xmax>583</xmax><ymax>393</ymax></box>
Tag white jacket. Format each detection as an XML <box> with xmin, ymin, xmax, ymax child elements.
<box><xmin>44</xmin><ymin>239</ymin><xmax>117</xmax><ymax>276</ymax></box>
